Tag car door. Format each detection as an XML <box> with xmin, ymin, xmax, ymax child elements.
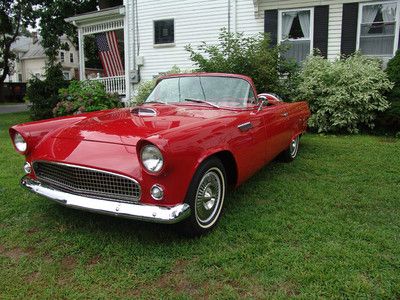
<box><xmin>257</xmin><ymin>103</ymin><xmax>292</xmax><ymax>162</ymax></box>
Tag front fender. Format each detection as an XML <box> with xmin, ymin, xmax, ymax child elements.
<box><xmin>9</xmin><ymin>111</ymin><xmax>110</xmax><ymax>155</ymax></box>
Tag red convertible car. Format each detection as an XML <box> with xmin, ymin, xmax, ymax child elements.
<box><xmin>10</xmin><ymin>73</ymin><xmax>310</xmax><ymax>235</ymax></box>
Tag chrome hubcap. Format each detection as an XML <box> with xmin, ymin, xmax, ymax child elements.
<box><xmin>195</xmin><ymin>169</ymin><xmax>222</xmax><ymax>224</ymax></box>
<box><xmin>290</xmin><ymin>136</ymin><xmax>299</xmax><ymax>158</ymax></box>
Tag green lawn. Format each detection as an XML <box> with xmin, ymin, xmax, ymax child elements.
<box><xmin>0</xmin><ymin>112</ymin><xmax>399</xmax><ymax>299</ymax></box>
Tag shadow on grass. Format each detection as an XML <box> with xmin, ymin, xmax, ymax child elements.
<box><xmin>44</xmin><ymin>203</ymin><xmax>186</xmax><ymax>244</ymax></box>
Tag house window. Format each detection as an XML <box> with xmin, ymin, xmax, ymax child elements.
<box><xmin>358</xmin><ymin>2</ymin><xmax>399</xmax><ymax>57</ymax></box>
<box><xmin>60</xmin><ymin>51</ymin><xmax>65</xmax><ymax>62</ymax></box>
<box><xmin>63</xmin><ymin>72</ymin><xmax>70</xmax><ymax>80</ymax></box>
<box><xmin>70</xmin><ymin>53</ymin><xmax>74</xmax><ymax>63</ymax></box>
<box><xmin>279</xmin><ymin>8</ymin><xmax>313</xmax><ymax>63</ymax></box>
<box><xmin>154</xmin><ymin>19</ymin><xmax>174</xmax><ymax>45</ymax></box>
<box><xmin>18</xmin><ymin>74</ymin><xmax>22</xmax><ymax>82</ymax></box>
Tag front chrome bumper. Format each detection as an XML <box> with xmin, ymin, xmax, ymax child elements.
<box><xmin>21</xmin><ymin>176</ymin><xmax>191</xmax><ymax>224</ymax></box>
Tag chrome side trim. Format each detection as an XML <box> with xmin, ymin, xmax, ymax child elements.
<box><xmin>238</xmin><ymin>122</ymin><xmax>253</xmax><ymax>132</ymax></box>
<box><xmin>21</xmin><ymin>176</ymin><xmax>191</xmax><ymax>224</ymax></box>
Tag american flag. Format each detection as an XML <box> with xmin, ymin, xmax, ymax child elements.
<box><xmin>95</xmin><ymin>31</ymin><xmax>124</xmax><ymax>77</ymax></box>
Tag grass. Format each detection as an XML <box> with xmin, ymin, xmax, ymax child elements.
<box><xmin>0</xmin><ymin>112</ymin><xmax>399</xmax><ymax>299</ymax></box>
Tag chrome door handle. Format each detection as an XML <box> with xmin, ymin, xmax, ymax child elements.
<box><xmin>238</xmin><ymin>122</ymin><xmax>253</xmax><ymax>132</ymax></box>
<box><xmin>281</xmin><ymin>112</ymin><xmax>288</xmax><ymax>117</ymax></box>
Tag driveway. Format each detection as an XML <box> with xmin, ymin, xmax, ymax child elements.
<box><xmin>0</xmin><ymin>103</ymin><xmax>29</xmax><ymax>114</ymax></box>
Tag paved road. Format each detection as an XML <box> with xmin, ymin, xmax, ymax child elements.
<box><xmin>0</xmin><ymin>104</ymin><xmax>29</xmax><ymax>114</ymax></box>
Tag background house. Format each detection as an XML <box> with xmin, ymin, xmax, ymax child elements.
<box><xmin>66</xmin><ymin>0</ymin><xmax>400</xmax><ymax>101</ymax></box>
<box><xmin>7</xmin><ymin>34</ymin><xmax>79</xmax><ymax>83</ymax></box>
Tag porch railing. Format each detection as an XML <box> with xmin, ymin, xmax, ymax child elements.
<box><xmin>90</xmin><ymin>75</ymin><xmax>126</xmax><ymax>95</ymax></box>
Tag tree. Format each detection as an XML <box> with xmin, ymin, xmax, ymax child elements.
<box><xmin>39</xmin><ymin>0</ymin><xmax>98</xmax><ymax>63</ymax></box>
<box><xmin>0</xmin><ymin>0</ymin><xmax>123</xmax><ymax>86</ymax></box>
<box><xmin>185</xmin><ymin>29</ymin><xmax>299</xmax><ymax>99</ymax></box>
<box><xmin>0</xmin><ymin>0</ymin><xmax>41</xmax><ymax>85</ymax></box>
<box><xmin>39</xmin><ymin>0</ymin><xmax>122</xmax><ymax>64</ymax></box>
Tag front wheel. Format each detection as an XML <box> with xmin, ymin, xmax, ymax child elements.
<box><xmin>178</xmin><ymin>157</ymin><xmax>226</xmax><ymax>236</ymax></box>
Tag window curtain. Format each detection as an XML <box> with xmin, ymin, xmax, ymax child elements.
<box><xmin>298</xmin><ymin>11</ymin><xmax>310</xmax><ymax>39</ymax></box>
<box><xmin>382</xmin><ymin>3</ymin><xmax>397</xmax><ymax>34</ymax></box>
<box><xmin>360</xmin><ymin>3</ymin><xmax>397</xmax><ymax>56</ymax></box>
<box><xmin>382</xmin><ymin>3</ymin><xmax>397</xmax><ymax>22</ymax></box>
<box><xmin>282</xmin><ymin>12</ymin><xmax>296</xmax><ymax>39</ymax></box>
<box><xmin>362</xmin><ymin>4</ymin><xmax>380</xmax><ymax>32</ymax></box>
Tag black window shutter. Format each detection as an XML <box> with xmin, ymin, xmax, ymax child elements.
<box><xmin>341</xmin><ymin>3</ymin><xmax>359</xmax><ymax>56</ymax></box>
<box><xmin>264</xmin><ymin>10</ymin><xmax>278</xmax><ymax>46</ymax></box>
<box><xmin>313</xmin><ymin>5</ymin><xmax>329</xmax><ymax>58</ymax></box>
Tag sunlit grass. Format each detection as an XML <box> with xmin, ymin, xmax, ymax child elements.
<box><xmin>0</xmin><ymin>112</ymin><xmax>399</xmax><ymax>298</ymax></box>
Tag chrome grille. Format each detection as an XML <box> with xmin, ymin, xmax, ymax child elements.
<box><xmin>33</xmin><ymin>161</ymin><xmax>140</xmax><ymax>203</ymax></box>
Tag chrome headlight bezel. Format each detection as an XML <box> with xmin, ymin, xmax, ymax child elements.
<box><xmin>140</xmin><ymin>144</ymin><xmax>164</xmax><ymax>174</ymax></box>
<box><xmin>14</xmin><ymin>133</ymin><xmax>27</xmax><ymax>153</ymax></box>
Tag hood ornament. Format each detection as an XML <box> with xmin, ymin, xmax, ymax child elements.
<box><xmin>131</xmin><ymin>107</ymin><xmax>157</xmax><ymax>117</ymax></box>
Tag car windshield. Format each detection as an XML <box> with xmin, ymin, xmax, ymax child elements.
<box><xmin>145</xmin><ymin>76</ymin><xmax>256</xmax><ymax>108</ymax></box>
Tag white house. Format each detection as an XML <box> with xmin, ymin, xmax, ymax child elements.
<box><xmin>66</xmin><ymin>0</ymin><xmax>400</xmax><ymax>101</ymax></box>
<box><xmin>8</xmin><ymin>34</ymin><xmax>79</xmax><ymax>82</ymax></box>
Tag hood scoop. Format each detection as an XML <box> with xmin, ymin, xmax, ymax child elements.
<box><xmin>131</xmin><ymin>107</ymin><xmax>157</xmax><ymax>117</ymax></box>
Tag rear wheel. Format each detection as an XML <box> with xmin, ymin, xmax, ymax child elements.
<box><xmin>281</xmin><ymin>135</ymin><xmax>300</xmax><ymax>162</ymax></box>
<box><xmin>178</xmin><ymin>157</ymin><xmax>226</xmax><ymax>236</ymax></box>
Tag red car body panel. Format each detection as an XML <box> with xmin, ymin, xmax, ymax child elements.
<box><xmin>10</xmin><ymin>73</ymin><xmax>310</xmax><ymax>209</ymax></box>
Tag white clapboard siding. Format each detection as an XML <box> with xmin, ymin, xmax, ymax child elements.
<box><xmin>236</xmin><ymin>0</ymin><xmax>264</xmax><ymax>35</ymax></box>
<box><xmin>127</xmin><ymin>0</ymin><xmax>377</xmax><ymax>88</ymax></box>
<box><xmin>136</xmin><ymin>0</ymin><xmax>230</xmax><ymax>81</ymax></box>
<box><xmin>328</xmin><ymin>3</ymin><xmax>343</xmax><ymax>60</ymax></box>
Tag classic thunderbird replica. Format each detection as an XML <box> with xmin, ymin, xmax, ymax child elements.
<box><xmin>10</xmin><ymin>73</ymin><xmax>310</xmax><ymax>235</ymax></box>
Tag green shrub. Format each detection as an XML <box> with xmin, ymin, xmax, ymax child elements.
<box><xmin>386</xmin><ymin>50</ymin><xmax>400</xmax><ymax>99</ymax></box>
<box><xmin>134</xmin><ymin>80</ymin><xmax>156</xmax><ymax>105</ymax></box>
<box><xmin>377</xmin><ymin>51</ymin><xmax>400</xmax><ymax>133</ymax></box>
<box><xmin>297</xmin><ymin>53</ymin><xmax>392</xmax><ymax>133</ymax></box>
<box><xmin>185</xmin><ymin>28</ymin><xmax>298</xmax><ymax>99</ymax></box>
<box><xmin>25</xmin><ymin>64</ymin><xmax>68</xmax><ymax>120</ymax></box>
<box><xmin>132</xmin><ymin>65</ymin><xmax>185</xmax><ymax>105</ymax></box>
<box><xmin>377</xmin><ymin>101</ymin><xmax>400</xmax><ymax>133</ymax></box>
<box><xmin>53</xmin><ymin>80</ymin><xmax>123</xmax><ymax>117</ymax></box>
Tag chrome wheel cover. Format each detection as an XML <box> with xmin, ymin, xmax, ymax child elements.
<box><xmin>290</xmin><ymin>136</ymin><xmax>300</xmax><ymax>158</ymax></box>
<box><xmin>195</xmin><ymin>167</ymin><xmax>225</xmax><ymax>228</ymax></box>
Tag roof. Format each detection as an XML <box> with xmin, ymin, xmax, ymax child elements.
<box><xmin>11</xmin><ymin>34</ymin><xmax>74</xmax><ymax>60</ymax></box>
<box><xmin>20</xmin><ymin>39</ymin><xmax>46</xmax><ymax>59</ymax></box>
<box><xmin>65</xmin><ymin>6</ymin><xmax>125</xmax><ymax>26</ymax></box>
<box><xmin>10</xmin><ymin>36</ymin><xmax>33</xmax><ymax>53</ymax></box>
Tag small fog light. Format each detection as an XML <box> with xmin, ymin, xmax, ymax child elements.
<box><xmin>150</xmin><ymin>184</ymin><xmax>164</xmax><ymax>201</ymax></box>
<box><xmin>24</xmin><ymin>162</ymin><xmax>31</xmax><ymax>174</ymax></box>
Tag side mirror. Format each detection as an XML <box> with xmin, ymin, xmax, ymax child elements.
<box><xmin>257</xmin><ymin>96</ymin><xmax>267</xmax><ymax>112</ymax></box>
<box><xmin>257</xmin><ymin>93</ymin><xmax>283</xmax><ymax>107</ymax></box>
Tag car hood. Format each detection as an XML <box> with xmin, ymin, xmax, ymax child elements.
<box><xmin>51</xmin><ymin>105</ymin><xmax>235</xmax><ymax>145</ymax></box>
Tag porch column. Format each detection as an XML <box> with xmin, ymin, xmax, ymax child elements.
<box><xmin>123</xmin><ymin>13</ymin><xmax>131</xmax><ymax>102</ymax></box>
<box><xmin>78</xmin><ymin>28</ymin><xmax>85</xmax><ymax>80</ymax></box>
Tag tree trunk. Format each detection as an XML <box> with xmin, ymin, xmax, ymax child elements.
<box><xmin>0</xmin><ymin>83</ymin><xmax>4</xmax><ymax>103</ymax></box>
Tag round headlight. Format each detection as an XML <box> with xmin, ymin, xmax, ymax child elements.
<box><xmin>14</xmin><ymin>133</ymin><xmax>27</xmax><ymax>152</ymax></box>
<box><xmin>141</xmin><ymin>144</ymin><xmax>164</xmax><ymax>173</ymax></box>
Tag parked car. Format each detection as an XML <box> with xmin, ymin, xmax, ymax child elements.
<box><xmin>9</xmin><ymin>73</ymin><xmax>310</xmax><ymax>235</ymax></box>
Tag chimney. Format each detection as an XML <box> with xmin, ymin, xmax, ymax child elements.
<box><xmin>32</xmin><ymin>32</ymin><xmax>38</xmax><ymax>44</ymax></box>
